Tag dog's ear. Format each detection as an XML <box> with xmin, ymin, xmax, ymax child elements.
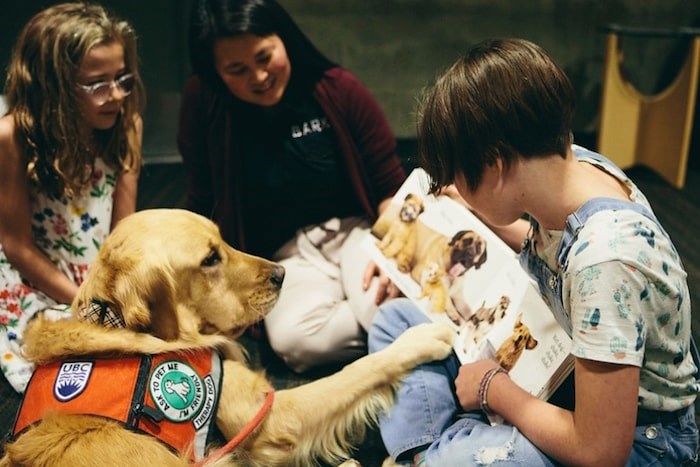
<box><xmin>527</xmin><ymin>335</ymin><xmax>539</xmax><ymax>350</ymax></box>
<box><xmin>474</xmin><ymin>241</ymin><xmax>488</xmax><ymax>269</ymax></box>
<box><xmin>474</xmin><ymin>246</ymin><xmax>487</xmax><ymax>269</ymax></box>
<box><xmin>416</xmin><ymin>196</ymin><xmax>426</xmax><ymax>214</ymax></box>
<box><xmin>108</xmin><ymin>259</ymin><xmax>181</xmax><ymax>341</ymax></box>
<box><xmin>448</xmin><ymin>230</ymin><xmax>468</xmax><ymax>246</ymax></box>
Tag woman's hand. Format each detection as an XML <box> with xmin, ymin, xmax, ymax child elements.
<box><xmin>363</xmin><ymin>260</ymin><xmax>401</xmax><ymax>305</ymax></box>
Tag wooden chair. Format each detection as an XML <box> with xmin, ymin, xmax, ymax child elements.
<box><xmin>597</xmin><ymin>25</ymin><xmax>700</xmax><ymax>189</ymax></box>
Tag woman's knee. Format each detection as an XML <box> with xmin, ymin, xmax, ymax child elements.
<box><xmin>265</xmin><ymin>330</ymin><xmax>332</xmax><ymax>373</ymax></box>
<box><xmin>264</xmin><ymin>310</ymin><xmax>365</xmax><ymax>372</ymax></box>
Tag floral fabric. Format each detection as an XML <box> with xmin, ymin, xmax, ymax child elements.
<box><xmin>0</xmin><ymin>158</ymin><xmax>116</xmax><ymax>392</ymax></box>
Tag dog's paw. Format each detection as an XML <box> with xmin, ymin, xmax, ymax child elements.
<box><xmin>393</xmin><ymin>322</ymin><xmax>454</xmax><ymax>366</ymax></box>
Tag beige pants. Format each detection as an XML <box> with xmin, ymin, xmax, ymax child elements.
<box><xmin>263</xmin><ymin>216</ymin><xmax>381</xmax><ymax>373</ymax></box>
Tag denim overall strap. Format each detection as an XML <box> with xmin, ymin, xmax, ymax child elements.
<box><xmin>519</xmin><ymin>222</ymin><xmax>572</xmax><ymax>335</ymax></box>
<box><xmin>519</xmin><ymin>147</ymin><xmax>636</xmax><ymax>336</ymax></box>
<box><xmin>555</xmin><ymin>197</ymin><xmax>658</xmax><ymax>268</ymax></box>
<box><xmin>571</xmin><ymin>144</ymin><xmax>630</xmax><ymax>180</ymax></box>
<box><xmin>556</xmin><ymin>196</ymin><xmax>700</xmax><ymax>375</ymax></box>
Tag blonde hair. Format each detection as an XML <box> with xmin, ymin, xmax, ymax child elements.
<box><xmin>4</xmin><ymin>2</ymin><xmax>145</xmax><ymax>198</ymax></box>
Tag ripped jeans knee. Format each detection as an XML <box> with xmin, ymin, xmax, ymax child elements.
<box><xmin>424</xmin><ymin>414</ymin><xmax>557</xmax><ymax>467</ymax></box>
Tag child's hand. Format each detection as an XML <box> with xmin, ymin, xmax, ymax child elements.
<box><xmin>454</xmin><ymin>359</ymin><xmax>503</xmax><ymax>411</ymax></box>
<box><xmin>438</xmin><ymin>184</ymin><xmax>471</xmax><ymax>209</ymax></box>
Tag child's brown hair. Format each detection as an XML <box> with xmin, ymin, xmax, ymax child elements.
<box><xmin>418</xmin><ymin>38</ymin><xmax>575</xmax><ymax>194</ymax></box>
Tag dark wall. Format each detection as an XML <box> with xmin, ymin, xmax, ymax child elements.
<box><xmin>0</xmin><ymin>1</ymin><xmax>190</xmax><ymax>93</ymax></box>
<box><xmin>1</xmin><ymin>0</ymin><xmax>699</xmax><ymax>162</ymax></box>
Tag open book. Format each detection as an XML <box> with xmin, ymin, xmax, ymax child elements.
<box><xmin>365</xmin><ymin>168</ymin><xmax>574</xmax><ymax>403</ymax></box>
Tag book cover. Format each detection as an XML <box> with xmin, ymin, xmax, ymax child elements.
<box><xmin>365</xmin><ymin>168</ymin><xmax>574</xmax><ymax>402</ymax></box>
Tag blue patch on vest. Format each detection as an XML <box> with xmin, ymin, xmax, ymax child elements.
<box><xmin>54</xmin><ymin>361</ymin><xmax>94</xmax><ymax>402</ymax></box>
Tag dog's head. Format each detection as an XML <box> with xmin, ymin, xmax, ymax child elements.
<box><xmin>73</xmin><ymin>209</ymin><xmax>285</xmax><ymax>341</ymax></box>
<box><xmin>447</xmin><ymin>230</ymin><xmax>487</xmax><ymax>277</ymax></box>
<box><xmin>487</xmin><ymin>295</ymin><xmax>510</xmax><ymax>324</ymax></box>
<box><xmin>496</xmin><ymin>295</ymin><xmax>510</xmax><ymax>318</ymax></box>
<box><xmin>421</xmin><ymin>262</ymin><xmax>445</xmax><ymax>285</ymax></box>
<box><xmin>496</xmin><ymin>313</ymin><xmax>538</xmax><ymax>371</ymax></box>
<box><xmin>511</xmin><ymin>316</ymin><xmax>538</xmax><ymax>352</ymax></box>
<box><xmin>399</xmin><ymin>193</ymin><xmax>425</xmax><ymax>223</ymax></box>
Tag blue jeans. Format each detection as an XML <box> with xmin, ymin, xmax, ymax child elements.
<box><xmin>368</xmin><ymin>299</ymin><xmax>699</xmax><ymax>466</ymax></box>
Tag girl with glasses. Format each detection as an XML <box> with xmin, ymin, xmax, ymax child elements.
<box><xmin>180</xmin><ymin>0</ymin><xmax>404</xmax><ymax>373</ymax></box>
<box><xmin>0</xmin><ymin>2</ymin><xmax>145</xmax><ymax>393</ymax></box>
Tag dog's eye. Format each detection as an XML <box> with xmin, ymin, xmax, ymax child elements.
<box><xmin>201</xmin><ymin>249</ymin><xmax>221</xmax><ymax>267</ymax></box>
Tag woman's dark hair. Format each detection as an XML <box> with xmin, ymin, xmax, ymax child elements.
<box><xmin>189</xmin><ymin>0</ymin><xmax>335</xmax><ymax>90</ymax></box>
<box><xmin>418</xmin><ymin>38</ymin><xmax>575</xmax><ymax>194</ymax></box>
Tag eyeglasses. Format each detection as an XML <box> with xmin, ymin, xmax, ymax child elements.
<box><xmin>76</xmin><ymin>73</ymin><xmax>135</xmax><ymax>106</ymax></box>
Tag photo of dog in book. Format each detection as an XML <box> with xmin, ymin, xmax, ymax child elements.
<box><xmin>410</xmin><ymin>229</ymin><xmax>488</xmax><ymax>326</ymax></box>
<box><xmin>416</xmin><ymin>261</ymin><xmax>470</xmax><ymax>327</ymax></box>
<box><xmin>376</xmin><ymin>193</ymin><xmax>425</xmax><ymax>272</ymax></box>
<box><xmin>495</xmin><ymin>313</ymin><xmax>539</xmax><ymax>371</ymax></box>
<box><xmin>461</xmin><ymin>295</ymin><xmax>511</xmax><ymax>355</ymax></box>
<box><xmin>417</xmin><ymin>261</ymin><xmax>449</xmax><ymax>313</ymax></box>
<box><xmin>411</xmin><ymin>229</ymin><xmax>487</xmax><ymax>286</ymax></box>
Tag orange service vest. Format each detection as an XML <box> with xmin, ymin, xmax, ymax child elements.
<box><xmin>13</xmin><ymin>349</ymin><xmax>223</xmax><ymax>461</ymax></box>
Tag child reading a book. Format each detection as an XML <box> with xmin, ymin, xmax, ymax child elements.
<box><xmin>369</xmin><ymin>38</ymin><xmax>699</xmax><ymax>466</ymax></box>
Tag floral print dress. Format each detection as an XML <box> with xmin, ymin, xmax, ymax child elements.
<box><xmin>0</xmin><ymin>158</ymin><xmax>116</xmax><ymax>393</ymax></box>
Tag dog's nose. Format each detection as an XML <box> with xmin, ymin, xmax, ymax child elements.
<box><xmin>270</xmin><ymin>265</ymin><xmax>285</xmax><ymax>288</ymax></box>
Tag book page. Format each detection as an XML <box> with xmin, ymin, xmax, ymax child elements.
<box><xmin>365</xmin><ymin>168</ymin><xmax>574</xmax><ymax>402</ymax></box>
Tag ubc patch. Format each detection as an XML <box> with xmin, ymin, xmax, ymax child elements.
<box><xmin>149</xmin><ymin>360</ymin><xmax>207</xmax><ymax>423</ymax></box>
<box><xmin>54</xmin><ymin>361</ymin><xmax>94</xmax><ymax>402</ymax></box>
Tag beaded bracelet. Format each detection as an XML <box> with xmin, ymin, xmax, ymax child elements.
<box><xmin>478</xmin><ymin>366</ymin><xmax>508</xmax><ymax>415</ymax></box>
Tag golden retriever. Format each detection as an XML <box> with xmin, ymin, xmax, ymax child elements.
<box><xmin>1</xmin><ymin>209</ymin><xmax>453</xmax><ymax>467</ymax></box>
<box><xmin>377</xmin><ymin>193</ymin><xmax>425</xmax><ymax>273</ymax></box>
<box><xmin>495</xmin><ymin>313</ymin><xmax>538</xmax><ymax>372</ymax></box>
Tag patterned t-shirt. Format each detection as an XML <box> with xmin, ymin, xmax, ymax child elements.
<box><xmin>531</xmin><ymin>150</ymin><xmax>697</xmax><ymax>411</ymax></box>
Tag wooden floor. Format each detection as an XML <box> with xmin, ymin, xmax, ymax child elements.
<box><xmin>1</xmin><ymin>152</ymin><xmax>699</xmax><ymax>464</ymax></box>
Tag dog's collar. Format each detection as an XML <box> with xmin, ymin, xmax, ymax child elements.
<box><xmin>79</xmin><ymin>299</ymin><xmax>126</xmax><ymax>328</ymax></box>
